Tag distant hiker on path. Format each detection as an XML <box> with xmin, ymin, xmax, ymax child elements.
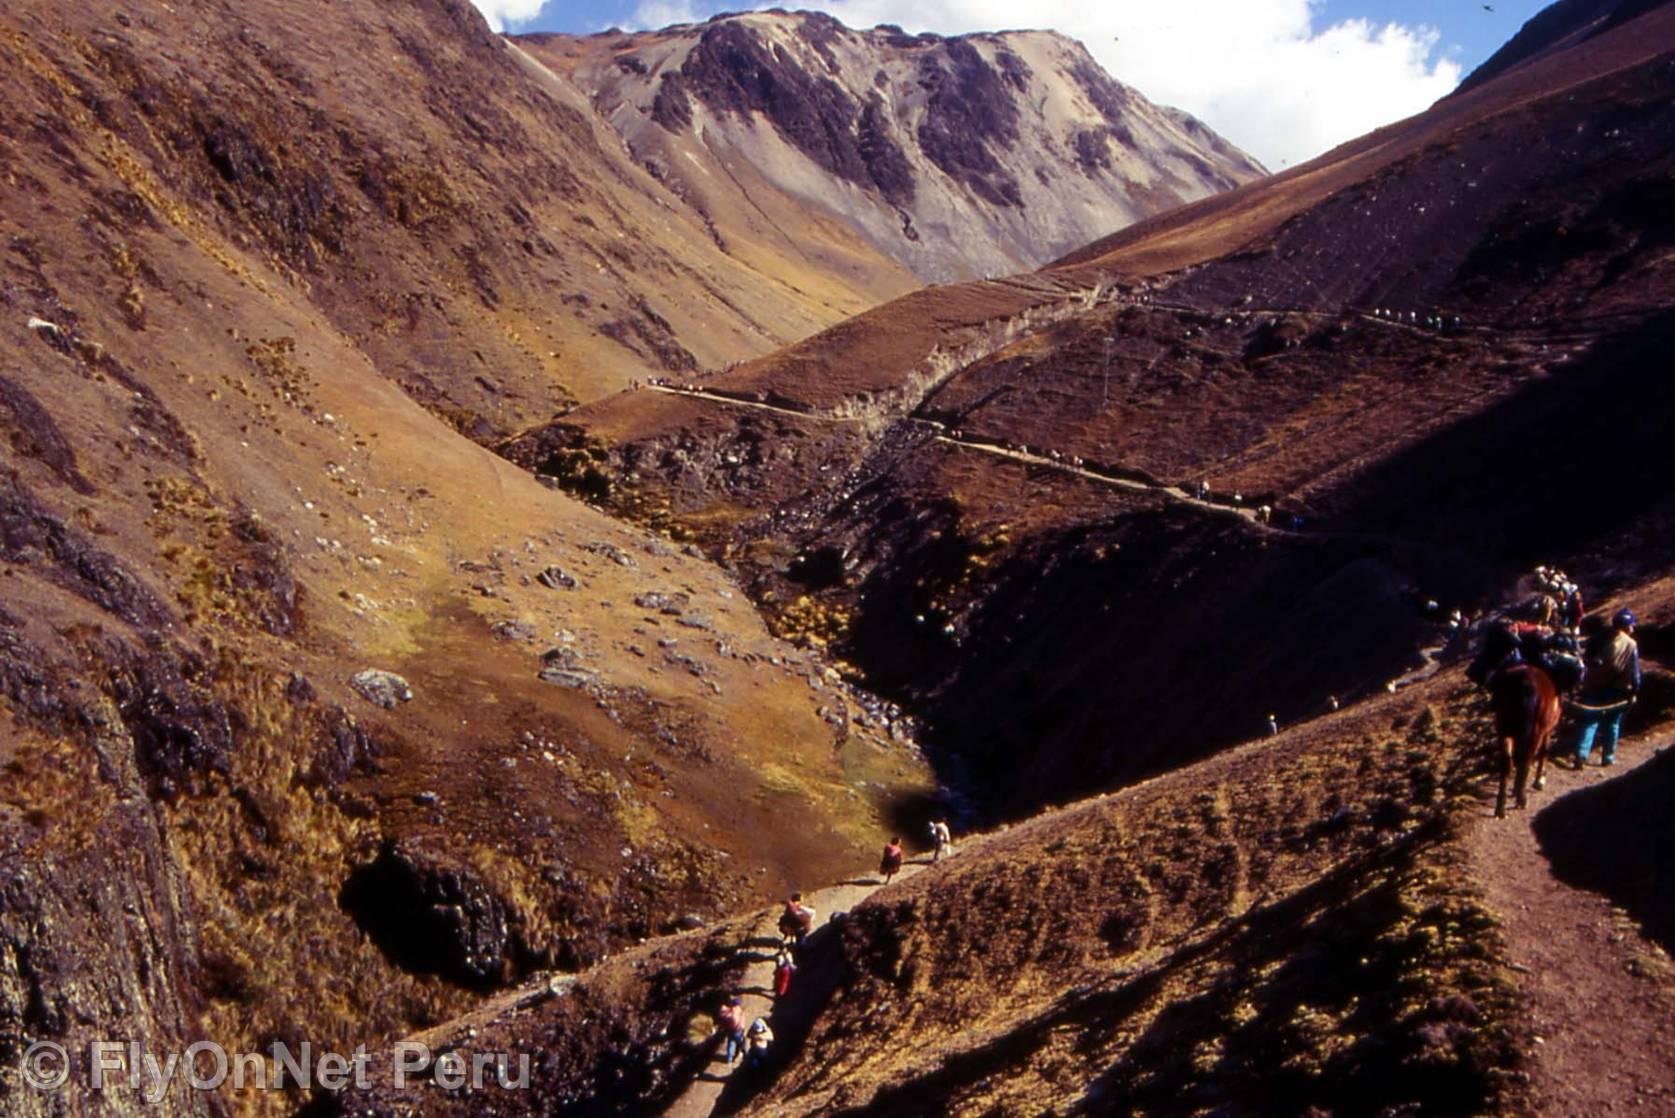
<box><xmin>744</xmin><ymin>1017</ymin><xmax>774</xmax><ymax>1070</ymax></box>
<box><xmin>779</xmin><ymin>893</ymin><xmax>815</xmax><ymax>948</ymax></box>
<box><xmin>773</xmin><ymin>947</ymin><xmax>796</xmax><ymax>999</ymax></box>
<box><xmin>929</xmin><ymin>819</ymin><xmax>953</xmax><ymax>862</ymax></box>
<box><xmin>1568</xmin><ymin>608</ymin><xmax>1641</xmax><ymax>768</ymax></box>
<box><xmin>717</xmin><ymin>997</ymin><xmax>747</xmax><ymax>1065</ymax></box>
<box><xmin>879</xmin><ymin>836</ymin><xmax>904</xmax><ymax>883</ymax></box>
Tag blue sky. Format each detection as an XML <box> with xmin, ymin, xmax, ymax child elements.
<box><xmin>481</xmin><ymin>0</ymin><xmax>1553</xmax><ymax>167</ymax></box>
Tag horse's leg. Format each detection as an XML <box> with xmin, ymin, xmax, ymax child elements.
<box><xmin>1514</xmin><ymin>741</ymin><xmax>1531</xmax><ymax>810</ymax></box>
<box><xmin>1496</xmin><ymin>736</ymin><xmax>1512</xmax><ymax>818</ymax></box>
<box><xmin>1532</xmin><ymin>688</ymin><xmax>1560</xmax><ymax>792</ymax></box>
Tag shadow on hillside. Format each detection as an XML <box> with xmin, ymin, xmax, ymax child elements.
<box><xmin>1532</xmin><ymin>744</ymin><xmax>1675</xmax><ymax>955</ymax></box>
<box><xmin>848</xmin><ymin>502</ymin><xmax>1484</xmax><ymax>817</ymax></box>
<box><xmin>1333</xmin><ymin>308</ymin><xmax>1675</xmax><ymax>571</ymax></box>
<box><xmin>876</xmin><ymin>787</ymin><xmax>947</xmax><ymax>850</ymax></box>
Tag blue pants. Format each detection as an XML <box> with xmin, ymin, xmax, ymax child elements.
<box><xmin>1572</xmin><ymin>690</ymin><xmax>1630</xmax><ymax>764</ymax></box>
<box><xmin>724</xmin><ymin>1031</ymin><xmax>745</xmax><ymax>1064</ymax></box>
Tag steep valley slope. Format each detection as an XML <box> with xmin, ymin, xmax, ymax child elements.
<box><xmin>0</xmin><ymin>2</ymin><xmax>978</xmax><ymax>1115</ymax></box>
<box><xmin>330</xmin><ymin>665</ymin><xmax>1552</xmax><ymax>1116</ymax></box>
<box><xmin>0</xmin><ymin>1</ymin><xmax>1270</xmax><ymax>1112</ymax></box>
<box><xmin>526</xmin><ymin>0</ymin><xmax>1675</xmax><ymax>817</ymax></box>
<box><xmin>327</xmin><ymin>572</ymin><xmax>1675</xmax><ymax>1114</ymax></box>
<box><xmin>2</xmin><ymin>0</ymin><xmax>920</xmax><ymax>444</ymax></box>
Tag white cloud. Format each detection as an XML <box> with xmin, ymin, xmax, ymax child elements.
<box><xmin>470</xmin><ymin>0</ymin><xmax>548</xmax><ymax>33</ymax></box>
<box><xmin>629</xmin><ymin>0</ymin><xmax>703</xmax><ymax>29</ymax></box>
<box><xmin>629</xmin><ymin>0</ymin><xmax>1462</xmax><ymax>169</ymax></box>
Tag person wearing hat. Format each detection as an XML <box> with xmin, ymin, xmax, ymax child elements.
<box><xmin>744</xmin><ymin>1016</ymin><xmax>775</xmax><ymax>1070</ymax></box>
<box><xmin>1569</xmin><ymin>607</ymin><xmax>1642</xmax><ymax>767</ymax></box>
<box><xmin>717</xmin><ymin>996</ymin><xmax>748</xmax><ymax>1065</ymax></box>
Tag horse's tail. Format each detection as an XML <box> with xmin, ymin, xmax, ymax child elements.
<box><xmin>1490</xmin><ymin>665</ymin><xmax>1542</xmax><ymax>744</ymax></box>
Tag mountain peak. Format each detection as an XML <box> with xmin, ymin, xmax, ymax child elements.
<box><xmin>521</xmin><ymin>14</ymin><xmax>1263</xmax><ymax>283</ymax></box>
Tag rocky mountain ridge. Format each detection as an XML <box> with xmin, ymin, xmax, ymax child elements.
<box><xmin>522</xmin><ymin>11</ymin><xmax>1264</xmax><ymax>284</ymax></box>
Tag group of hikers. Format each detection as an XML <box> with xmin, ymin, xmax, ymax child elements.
<box><xmin>710</xmin><ymin>894</ymin><xmax>814</xmax><ymax>1073</ymax></box>
<box><xmin>878</xmin><ymin>818</ymin><xmax>953</xmax><ymax>884</ymax></box>
<box><xmin>712</xmin><ymin>819</ymin><xmax>958</xmax><ymax>1075</ymax></box>
<box><xmin>715</xmin><ymin>996</ymin><xmax>773</xmax><ymax>1071</ymax></box>
<box><xmin>1474</xmin><ymin>564</ymin><xmax>1643</xmax><ymax>768</ymax></box>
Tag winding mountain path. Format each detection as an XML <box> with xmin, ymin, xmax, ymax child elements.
<box><xmin>1466</xmin><ymin>730</ymin><xmax>1675</xmax><ymax>1116</ymax></box>
<box><xmin>660</xmin><ymin>857</ymin><xmax>939</xmax><ymax>1118</ymax></box>
<box><xmin>643</xmin><ymin>384</ymin><xmax>1264</xmax><ymax>527</ymax></box>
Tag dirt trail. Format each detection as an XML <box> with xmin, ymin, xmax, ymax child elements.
<box><xmin>660</xmin><ymin>854</ymin><xmax>946</xmax><ymax>1118</ymax></box>
<box><xmin>643</xmin><ymin>384</ymin><xmax>1264</xmax><ymax>527</ymax></box>
<box><xmin>1466</xmin><ymin>731</ymin><xmax>1675</xmax><ymax>1117</ymax></box>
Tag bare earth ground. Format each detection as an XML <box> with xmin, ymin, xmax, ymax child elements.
<box><xmin>1467</xmin><ymin>732</ymin><xmax>1675</xmax><ymax>1116</ymax></box>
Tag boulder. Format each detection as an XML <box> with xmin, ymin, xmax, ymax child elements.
<box><xmin>350</xmin><ymin>669</ymin><xmax>413</xmax><ymax>709</ymax></box>
<box><xmin>536</xmin><ymin>566</ymin><xmax>577</xmax><ymax>590</ymax></box>
<box><xmin>491</xmin><ymin>619</ymin><xmax>538</xmax><ymax>642</ymax></box>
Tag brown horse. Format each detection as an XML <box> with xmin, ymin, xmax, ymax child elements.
<box><xmin>1470</xmin><ymin>624</ymin><xmax>1562</xmax><ymax>818</ymax></box>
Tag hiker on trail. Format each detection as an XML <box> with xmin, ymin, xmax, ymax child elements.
<box><xmin>1562</xmin><ymin>583</ymin><xmax>1585</xmax><ymax>632</ymax></box>
<box><xmin>1527</xmin><ymin>592</ymin><xmax>1560</xmax><ymax>628</ymax></box>
<box><xmin>773</xmin><ymin>947</ymin><xmax>796</xmax><ymax>999</ymax></box>
<box><xmin>1568</xmin><ymin>608</ymin><xmax>1641</xmax><ymax>768</ymax></box>
<box><xmin>744</xmin><ymin>1017</ymin><xmax>774</xmax><ymax>1070</ymax></box>
<box><xmin>879</xmin><ymin>836</ymin><xmax>904</xmax><ymax>883</ymax></box>
<box><xmin>1266</xmin><ymin>713</ymin><xmax>1279</xmax><ymax>737</ymax></box>
<box><xmin>779</xmin><ymin>893</ymin><xmax>815</xmax><ymax>948</ymax></box>
<box><xmin>717</xmin><ymin>996</ymin><xmax>747</xmax><ymax>1065</ymax></box>
<box><xmin>929</xmin><ymin>818</ymin><xmax>953</xmax><ymax>862</ymax></box>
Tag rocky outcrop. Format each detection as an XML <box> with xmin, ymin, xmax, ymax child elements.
<box><xmin>523</xmin><ymin>13</ymin><xmax>1264</xmax><ymax>283</ymax></box>
<box><xmin>340</xmin><ymin>841</ymin><xmax>524</xmax><ymax>988</ymax></box>
<box><xmin>349</xmin><ymin>669</ymin><xmax>415</xmax><ymax>709</ymax></box>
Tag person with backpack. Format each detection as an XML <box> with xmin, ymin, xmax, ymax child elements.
<box><xmin>1561</xmin><ymin>583</ymin><xmax>1585</xmax><ymax>632</ymax></box>
<box><xmin>1568</xmin><ymin>607</ymin><xmax>1641</xmax><ymax>767</ymax></box>
<box><xmin>879</xmin><ymin>836</ymin><xmax>904</xmax><ymax>883</ymax></box>
<box><xmin>772</xmin><ymin>946</ymin><xmax>796</xmax><ymax>999</ymax></box>
<box><xmin>744</xmin><ymin>1017</ymin><xmax>775</xmax><ymax>1070</ymax></box>
<box><xmin>929</xmin><ymin>819</ymin><xmax>953</xmax><ymax>862</ymax></box>
<box><xmin>778</xmin><ymin>893</ymin><xmax>815</xmax><ymax>948</ymax></box>
<box><xmin>716</xmin><ymin>996</ymin><xmax>747</xmax><ymax>1065</ymax></box>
